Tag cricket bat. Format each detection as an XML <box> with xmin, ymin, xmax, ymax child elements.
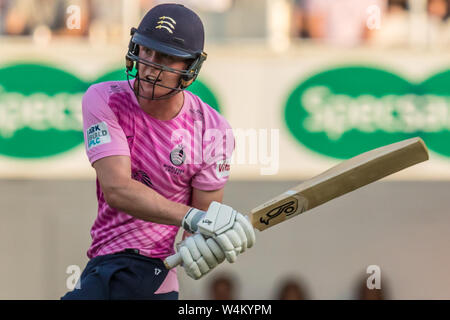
<box><xmin>164</xmin><ymin>137</ymin><xmax>429</xmax><ymax>269</ymax></box>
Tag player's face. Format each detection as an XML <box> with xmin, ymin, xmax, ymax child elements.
<box><xmin>137</xmin><ymin>46</ymin><xmax>189</xmax><ymax>97</ymax></box>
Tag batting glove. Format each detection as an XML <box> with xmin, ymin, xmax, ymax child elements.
<box><xmin>177</xmin><ymin>233</ymin><xmax>226</xmax><ymax>280</ymax></box>
<box><xmin>181</xmin><ymin>202</ymin><xmax>256</xmax><ymax>263</ymax></box>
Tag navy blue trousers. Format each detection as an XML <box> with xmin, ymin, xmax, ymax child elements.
<box><xmin>61</xmin><ymin>250</ymin><xmax>178</xmax><ymax>300</ymax></box>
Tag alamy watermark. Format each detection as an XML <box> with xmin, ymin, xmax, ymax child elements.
<box><xmin>167</xmin><ymin>123</ymin><xmax>280</xmax><ymax>175</ymax></box>
<box><xmin>366</xmin><ymin>5</ymin><xmax>381</xmax><ymax>30</ymax></box>
<box><xmin>66</xmin><ymin>265</ymin><xmax>81</xmax><ymax>290</ymax></box>
<box><xmin>66</xmin><ymin>5</ymin><xmax>81</xmax><ymax>30</ymax></box>
<box><xmin>366</xmin><ymin>265</ymin><xmax>381</xmax><ymax>289</ymax></box>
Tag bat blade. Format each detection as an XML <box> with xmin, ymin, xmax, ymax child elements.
<box><xmin>250</xmin><ymin>137</ymin><xmax>429</xmax><ymax>231</ymax></box>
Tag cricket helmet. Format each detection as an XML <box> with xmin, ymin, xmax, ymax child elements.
<box><xmin>126</xmin><ymin>3</ymin><xmax>207</xmax><ymax>100</ymax></box>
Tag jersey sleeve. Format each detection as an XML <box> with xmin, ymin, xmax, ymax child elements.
<box><xmin>82</xmin><ymin>85</ymin><xmax>131</xmax><ymax>165</ymax></box>
<box><xmin>191</xmin><ymin>120</ymin><xmax>235</xmax><ymax>191</ymax></box>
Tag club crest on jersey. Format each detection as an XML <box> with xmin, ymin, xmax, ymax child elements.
<box><xmin>155</xmin><ymin>16</ymin><xmax>176</xmax><ymax>34</ymax></box>
<box><xmin>170</xmin><ymin>144</ymin><xmax>186</xmax><ymax>166</ymax></box>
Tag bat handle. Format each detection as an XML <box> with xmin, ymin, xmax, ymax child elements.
<box><xmin>163</xmin><ymin>252</ymin><xmax>182</xmax><ymax>269</ymax></box>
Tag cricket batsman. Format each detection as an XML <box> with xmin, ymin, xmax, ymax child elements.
<box><xmin>62</xmin><ymin>3</ymin><xmax>255</xmax><ymax>300</ymax></box>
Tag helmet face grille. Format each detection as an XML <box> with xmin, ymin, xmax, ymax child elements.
<box><xmin>126</xmin><ymin>38</ymin><xmax>206</xmax><ymax>100</ymax></box>
<box><xmin>125</xmin><ymin>57</ymin><xmax>183</xmax><ymax>101</ymax></box>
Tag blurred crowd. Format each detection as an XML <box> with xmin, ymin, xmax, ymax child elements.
<box><xmin>0</xmin><ymin>0</ymin><xmax>152</xmax><ymax>42</ymax></box>
<box><xmin>0</xmin><ymin>0</ymin><xmax>449</xmax><ymax>48</ymax></box>
<box><xmin>0</xmin><ymin>0</ymin><xmax>229</xmax><ymax>40</ymax></box>
<box><xmin>292</xmin><ymin>0</ymin><xmax>450</xmax><ymax>47</ymax></box>
<box><xmin>207</xmin><ymin>272</ymin><xmax>387</xmax><ymax>300</ymax></box>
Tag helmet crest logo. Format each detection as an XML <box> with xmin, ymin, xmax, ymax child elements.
<box><xmin>155</xmin><ymin>16</ymin><xmax>176</xmax><ymax>34</ymax></box>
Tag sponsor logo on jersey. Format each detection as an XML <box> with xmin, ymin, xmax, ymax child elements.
<box><xmin>109</xmin><ymin>84</ymin><xmax>125</xmax><ymax>94</ymax></box>
<box><xmin>215</xmin><ymin>159</ymin><xmax>231</xmax><ymax>178</ymax></box>
<box><xmin>86</xmin><ymin>121</ymin><xmax>111</xmax><ymax>149</ymax></box>
<box><xmin>189</xmin><ymin>108</ymin><xmax>205</xmax><ymax>121</ymax></box>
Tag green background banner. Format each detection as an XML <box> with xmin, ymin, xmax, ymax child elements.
<box><xmin>0</xmin><ymin>63</ymin><xmax>221</xmax><ymax>158</ymax></box>
<box><xmin>285</xmin><ymin>66</ymin><xmax>450</xmax><ymax>159</ymax></box>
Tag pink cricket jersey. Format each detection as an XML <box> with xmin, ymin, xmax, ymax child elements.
<box><xmin>82</xmin><ymin>79</ymin><xmax>234</xmax><ymax>262</ymax></box>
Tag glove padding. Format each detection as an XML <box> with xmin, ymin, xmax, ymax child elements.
<box><xmin>197</xmin><ymin>202</ymin><xmax>256</xmax><ymax>263</ymax></box>
<box><xmin>178</xmin><ymin>233</ymin><xmax>226</xmax><ymax>280</ymax></box>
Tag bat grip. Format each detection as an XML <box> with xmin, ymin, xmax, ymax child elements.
<box><xmin>163</xmin><ymin>252</ymin><xmax>182</xmax><ymax>269</ymax></box>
